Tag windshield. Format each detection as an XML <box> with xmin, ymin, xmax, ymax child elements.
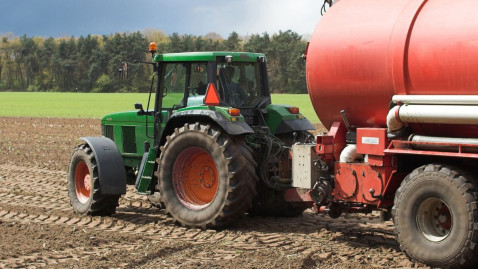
<box><xmin>216</xmin><ymin>62</ymin><xmax>264</xmax><ymax>108</ymax></box>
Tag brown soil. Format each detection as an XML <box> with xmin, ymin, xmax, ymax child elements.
<box><xmin>0</xmin><ymin>117</ymin><xmax>430</xmax><ymax>268</ymax></box>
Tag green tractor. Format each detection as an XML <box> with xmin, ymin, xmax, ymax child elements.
<box><xmin>67</xmin><ymin>43</ymin><xmax>315</xmax><ymax>228</ymax></box>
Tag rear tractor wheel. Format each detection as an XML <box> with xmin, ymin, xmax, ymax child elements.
<box><xmin>157</xmin><ymin>123</ymin><xmax>258</xmax><ymax>228</ymax></box>
<box><xmin>67</xmin><ymin>144</ymin><xmax>119</xmax><ymax>216</ymax></box>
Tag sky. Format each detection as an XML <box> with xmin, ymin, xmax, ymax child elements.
<box><xmin>0</xmin><ymin>0</ymin><xmax>324</xmax><ymax>39</ymax></box>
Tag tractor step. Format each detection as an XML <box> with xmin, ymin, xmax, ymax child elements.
<box><xmin>135</xmin><ymin>147</ymin><xmax>158</xmax><ymax>194</ymax></box>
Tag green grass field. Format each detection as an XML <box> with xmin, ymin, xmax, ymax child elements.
<box><xmin>0</xmin><ymin>92</ymin><xmax>320</xmax><ymax>123</ymax></box>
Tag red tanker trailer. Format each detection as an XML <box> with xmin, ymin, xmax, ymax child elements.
<box><xmin>289</xmin><ymin>0</ymin><xmax>478</xmax><ymax>267</ymax></box>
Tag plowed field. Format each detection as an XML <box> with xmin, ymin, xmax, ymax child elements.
<box><xmin>0</xmin><ymin>117</ymin><xmax>430</xmax><ymax>268</ymax></box>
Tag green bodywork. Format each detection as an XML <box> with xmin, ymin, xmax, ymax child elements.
<box><xmin>177</xmin><ymin>105</ymin><xmax>246</xmax><ymax>123</ymax></box>
<box><xmin>100</xmin><ymin>51</ymin><xmax>312</xmax><ymax>194</ymax></box>
<box><xmin>101</xmin><ymin>111</ymin><xmax>156</xmax><ymax>168</ymax></box>
<box><xmin>264</xmin><ymin>104</ymin><xmax>306</xmax><ymax>134</ymax></box>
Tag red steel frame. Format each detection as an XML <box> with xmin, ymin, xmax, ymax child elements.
<box><xmin>385</xmin><ymin>140</ymin><xmax>478</xmax><ymax>159</ymax></box>
<box><xmin>286</xmin><ymin>121</ymin><xmax>478</xmax><ymax>208</ymax></box>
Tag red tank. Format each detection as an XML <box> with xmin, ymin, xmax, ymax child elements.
<box><xmin>306</xmin><ymin>0</ymin><xmax>478</xmax><ymax>137</ymax></box>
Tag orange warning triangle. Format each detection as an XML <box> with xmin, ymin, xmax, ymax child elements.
<box><xmin>204</xmin><ymin>83</ymin><xmax>220</xmax><ymax>106</ymax></box>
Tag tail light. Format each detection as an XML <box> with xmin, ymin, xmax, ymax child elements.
<box><xmin>228</xmin><ymin>108</ymin><xmax>241</xmax><ymax>116</ymax></box>
<box><xmin>288</xmin><ymin>107</ymin><xmax>300</xmax><ymax>114</ymax></box>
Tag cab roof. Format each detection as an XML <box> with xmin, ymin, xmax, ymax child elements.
<box><xmin>153</xmin><ymin>51</ymin><xmax>266</xmax><ymax>62</ymax></box>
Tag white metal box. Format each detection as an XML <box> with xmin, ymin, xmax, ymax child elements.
<box><xmin>292</xmin><ymin>144</ymin><xmax>318</xmax><ymax>189</ymax></box>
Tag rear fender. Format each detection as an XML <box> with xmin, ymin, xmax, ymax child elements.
<box><xmin>80</xmin><ymin>137</ymin><xmax>127</xmax><ymax>195</ymax></box>
<box><xmin>265</xmin><ymin>104</ymin><xmax>315</xmax><ymax>135</ymax></box>
<box><xmin>159</xmin><ymin>109</ymin><xmax>254</xmax><ymax>145</ymax></box>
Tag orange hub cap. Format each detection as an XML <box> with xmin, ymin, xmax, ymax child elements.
<box><xmin>75</xmin><ymin>161</ymin><xmax>91</xmax><ymax>204</ymax></box>
<box><xmin>173</xmin><ymin>147</ymin><xmax>219</xmax><ymax>210</ymax></box>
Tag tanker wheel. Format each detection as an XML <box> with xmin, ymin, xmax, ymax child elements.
<box><xmin>392</xmin><ymin>164</ymin><xmax>478</xmax><ymax>268</ymax></box>
<box><xmin>67</xmin><ymin>144</ymin><xmax>119</xmax><ymax>216</ymax></box>
<box><xmin>157</xmin><ymin>123</ymin><xmax>258</xmax><ymax>229</ymax></box>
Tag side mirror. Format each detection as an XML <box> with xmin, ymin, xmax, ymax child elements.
<box><xmin>135</xmin><ymin>103</ymin><xmax>145</xmax><ymax>116</ymax></box>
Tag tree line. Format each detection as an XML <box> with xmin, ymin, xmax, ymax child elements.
<box><xmin>0</xmin><ymin>30</ymin><xmax>307</xmax><ymax>93</ymax></box>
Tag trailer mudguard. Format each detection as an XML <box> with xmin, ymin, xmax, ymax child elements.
<box><xmin>167</xmin><ymin>109</ymin><xmax>254</xmax><ymax>135</ymax></box>
<box><xmin>79</xmin><ymin>137</ymin><xmax>127</xmax><ymax>195</ymax></box>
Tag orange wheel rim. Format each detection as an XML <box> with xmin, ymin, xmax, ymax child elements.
<box><xmin>75</xmin><ymin>161</ymin><xmax>91</xmax><ymax>204</ymax></box>
<box><xmin>173</xmin><ymin>147</ymin><xmax>219</xmax><ymax>210</ymax></box>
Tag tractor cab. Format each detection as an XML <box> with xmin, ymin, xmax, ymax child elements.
<box><xmin>154</xmin><ymin>52</ymin><xmax>271</xmax><ymax>111</ymax></box>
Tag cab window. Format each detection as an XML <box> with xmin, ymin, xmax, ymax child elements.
<box><xmin>162</xmin><ymin>63</ymin><xmax>187</xmax><ymax>108</ymax></box>
<box><xmin>216</xmin><ymin>62</ymin><xmax>263</xmax><ymax>108</ymax></box>
<box><xmin>189</xmin><ymin>63</ymin><xmax>208</xmax><ymax>96</ymax></box>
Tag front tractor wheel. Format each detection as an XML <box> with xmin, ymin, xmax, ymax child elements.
<box><xmin>158</xmin><ymin>123</ymin><xmax>258</xmax><ymax>228</ymax></box>
<box><xmin>68</xmin><ymin>144</ymin><xmax>119</xmax><ymax>216</ymax></box>
<box><xmin>392</xmin><ymin>164</ymin><xmax>478</xmax><ymax>268</ymax></box>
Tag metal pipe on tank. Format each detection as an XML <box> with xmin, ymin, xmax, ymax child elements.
<box><xmin>408</xmin><ymin>134</ymin><xmax>478</xmax><ymax>153</ymax></box>
<box><xmin>387</xmin><ymin>104</ymin><xmax>478</xmax><ymax>135</ymax></box>
<box><xmin>399</xmin><ymin>105</ymin><xmax>478</xmax><ymax>124</ymax></box>
<box><xmin>339</xmin><ymin>144</ymin><xmax>363</xmax><ymax>163</ymax></box>
<box><xmin>393</xmin><ymin>95</ymin><xmax>478</xmax><ymax>105</ymax></box>
<box><xmin>386</xmin><ymin>106</ymin><xmax>404</xmax><ymax>133</ymax></box>
<box><xmin>409</xmin><ymin>134</ymin><xmax>478</xmax><ymax>145</ymax></box>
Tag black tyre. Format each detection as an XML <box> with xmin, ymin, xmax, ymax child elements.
<box><xmin>68</xmin><ymin>144</ymin><xmax>119</xmax><ymax>216</ymax></box>
<box><xmin>157</xmin><ymin>123</ymin><xmax>258</xmax><ymax>228</ymax></box>
<box><xmin>392</xmin><ymin>164</ymin><xmax>478</xmax><ymax>268</ymax></box>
